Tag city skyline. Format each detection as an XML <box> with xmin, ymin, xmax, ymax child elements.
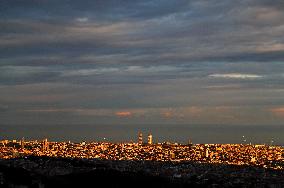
<box><xmin>1</xmin><ymin>125</ymin><xmax>283</xmax><ymax>145</ymax></box>
<box><xmin>1</xmin><ymin>137</ymin><xmax>283</xmax><ymax>171</ymax></box>
<box><xmin>1</xmin><ymin>1</ymin><xmax>284</xmax><ymax>142</ymax></box>
<box><xmin>0</xmin><ymin>132</ymin><xmax>279</xmax><ymax>146</ymax></box>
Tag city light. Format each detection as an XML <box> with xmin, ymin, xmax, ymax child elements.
<box><xmin>0</xmin><ymin>133</ymin><xmax>283</xmax><ymax>170</ymax></box>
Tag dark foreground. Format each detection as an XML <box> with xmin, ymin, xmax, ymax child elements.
<box><xmin>0</xmin><ymin>157</ymin><xmax>283</xmax><ymax>188</ymax></box>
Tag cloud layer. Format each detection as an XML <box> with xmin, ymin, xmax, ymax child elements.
<box><xmin>0</xmin><ymin>0</ymin><xmax>284</xmax><ymax>128</ymax></box>
<box><xmin>208</xmin><ymin>73</ymin><xmax>264</xmax><ymax>79</ymax></box>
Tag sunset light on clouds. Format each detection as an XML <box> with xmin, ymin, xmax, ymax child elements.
<box><xmin>0</xmin><ymin>0</ymin><xmax>284</xmax><ymax>143</ymax></box>
<box><xmin>115</xmin><ymin>111</ymin><xmax>132</xmax><ymax>118</ymax></box>
<box><xmin>270</xmin><ymin>107</ymin><xmax>284</xmax><ymax>117</ymax></box>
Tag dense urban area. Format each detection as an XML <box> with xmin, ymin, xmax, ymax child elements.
<box><xmin>1</xmin><ymin>135</ymin><xmax>283</xmax><ymax>169</ymax></box>
<box><xmin>0</xmin><ymin>135</ymin><xmax>284</xmax><ymax>187</ymax></box>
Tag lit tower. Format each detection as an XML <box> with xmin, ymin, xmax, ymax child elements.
<box><xmin>138</xmin><ymin>132</ymin><xmax>143</xmax><ymax>145</ymax></box>
<box><xmin>188</xmin><ymin>138</ymin><xmax>192</xmax><ymax>145</ymax></box>
<box><xmin>42</xmin><ymin>138</ymin><xmax>49</xmax><ymax>151</ymax></box>
<box><xmin>147</xmin><ymin>133</ymin><xmax>153</xmax><ymax>145</ymax></box>
<box><xmin>20</xmin><ymin>137</ymin><xmax>25</xmax><ymax>149</ymax></box>
<box><xmin>205</xmin><ymin>148</ymin><xmax>209</xmax><ymax>158</ymax></box>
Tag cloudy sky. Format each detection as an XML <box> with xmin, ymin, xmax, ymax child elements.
<box><xmin>1</xmin><ymin>0</ymin><xmax>284</xmax><ymax>139</ymax></box>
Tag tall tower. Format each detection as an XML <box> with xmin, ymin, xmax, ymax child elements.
<box><xmin>138</xmin><ymin>132</ymin><xmax>143</xmax><ymax>145</ymax></box>
<box><xmin>20</xmin><ymin>137</ymin><xmax>25</xmax><ymax>149</ymax></box>
<box><xmin>205</xmin><ymin>148</ymin><xmax>209</xmax><ymax>158</ymax></box>
<box><xmin>147</xmin><ymin>133</ymin><xmax>153</xmax><ymax>145</ymax></box>
<box><xmin>42</xmin><ymin>138</ymin><xmax>49</xmax><ymax>151</ymax></box>
<box><xmin>188</xmin><ymin>138</ymin><xmax>192</xmax><ymax>145</ymax></box>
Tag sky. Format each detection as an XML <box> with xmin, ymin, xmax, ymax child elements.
<box><xmin>1</xmin><ymin>0</ymin><xmax>284</xmax><ymax>142</ymax></box>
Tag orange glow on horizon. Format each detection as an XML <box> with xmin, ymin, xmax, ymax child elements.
<box><xmin>270</xmin><ymin>107</ymin><xmax>284</xmax><ymax>117</ymax></box>
<box><xmin>115</xmin><ymin>111</ymin><xmax>132</xmax><ymax>117</ymax></box>
<box><xmin>162</xmin><ymin>111</ymin><xmax>172</xmax><ymax>118</ymax></box>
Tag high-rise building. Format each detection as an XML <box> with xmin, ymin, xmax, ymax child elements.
<box><xmin>42</xmin><ymin>138</ymin><xmax>49</xmax><ymax>151</ymax></box>
<box><xmin>138</xmin><ymin>132</ymin><xmax>143</xmax><ymax>145</ymax></box>
<box><xmin>205</xmin><ymin>148</ymin><xmax>209</xmax><ymax>158</ymax></box>
<box><xmin>20</xmin><ymin>137</ymin><xmax>25</xmax><ymax>149</ymax></box>
<box><xmin>188</xmin><ymin>139</ymin><xmax>192</xmax><ymax>145</ymax></box>
<box><xmin>147</xmin><ymin>133</ymin><xmax>153</xmax><ymax>145</ymax></box>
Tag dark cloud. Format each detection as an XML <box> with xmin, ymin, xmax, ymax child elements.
<box><xmin>0</xmin><ymin>0</ymin><xmax>284</xmax><ymax>128</ymax></box>
<box><xmin>0</xmin><ymin>0</ymin><xmax>190</xmax><ymax>22</ymax></box>
<box><xmin>1</xmin><ymin>0</ymin><xmax>284</xmax><ymax>62</ymax></box>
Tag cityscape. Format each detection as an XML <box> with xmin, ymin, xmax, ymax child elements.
<box><xmin>0</xmin><ymin>133</ymin><xmax>284</xmax><ymax>187</ymax></box>
<box><xmin>1</xmin><ymin>0</ymin><xmax>284</xmax><ymax>187</ymax></box>
<box><xmin>1</xmin><ymin>133</ymin><xmax>283</xmax><ymax>170</ymax></box>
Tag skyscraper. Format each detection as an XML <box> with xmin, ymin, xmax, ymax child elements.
<box><xmin>42</xmin><ymin>138</ymin><xmax>49</xmax><ymax>151</ymax></box>
<box><xmin>138</xmin><ymin>132</ymin><xmax>143</xmax><ymax>145</ymax></box>
<box><xmin>188</xmin><ymin>138</ymin><xmax>192</xmax><ymax>145</ymax></box>
<box><xmin>20</xmin><ymin>137</ymin><xmax>25</xmax><ymax>149</ymax></box>
<box><xmin>147</xmin><ymin>133</ymin><xmax>153</xmax><ymax>145</ymax></box>
<box><xmin>206</xmin><ymin>148</ymin><xmax>209</xmax><ymax>158</ymax></box>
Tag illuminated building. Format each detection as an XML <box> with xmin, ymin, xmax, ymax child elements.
<box><xmin>188</xmin><ymin>139</ymin><xmax>192</xmax><ymax>145</ymax></box>
<box><xmin>20</xmin><ymin>137</ymin><xmax>25</xmax><ymax>149</ymax></box>
<box><xmin>138</xmin><ymin>132</ymin><xmax>143</xmax><ymax>145</ymax></box>
<box><xmin>42</xmin><ymin>138</ymin><xmax>49</xmax><ymax>151</ymax></box>
<box><xmin>147</xmin><ymin>134</ymin><xmax>153</xmax><ymax>145</ymax></box>
<box><xmin>206</xmin><ymin>148</ymin><xmax>209</xmax><ymax>158</ymax></box>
